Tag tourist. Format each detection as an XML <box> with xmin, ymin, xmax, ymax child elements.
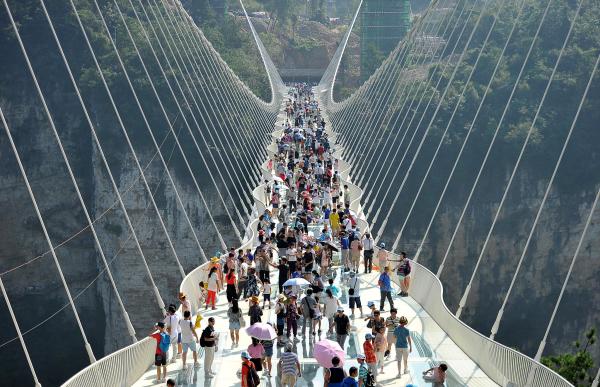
<box><xmin>378</xmin><ymin>266</ymin><xmax>394</xmax><ymax>312</ymax></box>
<box><xmin>301</xmin><ymin>289</ymin><xmax>316</xmax><ymax>336</ymax></box>
<box><xmin>327</xmin><ymin>277</ymin><xmax>341</xmax><ymax>298</ymax></box>
<box><xmin>206</xmin><ymin>267</ymin><xmax>220</xmax><ymax>310</ymax></box>
<box><xmin>179</xmin><ymin>292</ymin><xmax>191</xmax><ymax>313</ymax></box>
<box><xmin>324</xmin><ymin>288</ymin><xmax>341</xmax><ymax>335</ymax></box>
<box><xmin>275</xmin><ymin>294</ymin><xmax>287</xmax><ymax>345</ymax></box>
<box><xmin>384</xmin><ymin>308</ymin><xmax>401</xmax><ymax>358</ymax></box>
<box><xmin>226</xmin><ymin>268</ymin><xmax>238</xmax><ymax>304</ymax></box>
<box><xmin>362</xmin><ymin>233</ymin><xmax>374</xmax><ymax>274</ymax></box>
<box><xmin>376</xmin><ymin>243</ymin><xmax>388</xmax><ymax>272</ymax></box>
<box><xmin>198</xmin><ymin>281</ymin><xmax>207</xmax><ymax>306</ymax></box>
<box><xmin>287</xmin><ymin>294</ymin><xmax>300</xmax><ymax>341</ymax></box>
<box><xmin>248</xmin><ymin>296</ymin><xmax>263</xmax><ymax>325</ymax></box>
<box><xmin>166</xmin><ymin>379</ymin><xmax>175</xmax><ymax>387</ymax></box>
<box><xmin>347</xmin><ymin>271</ymin><xmax>363</xmax><ymax>318</ymax></box>
<box><xmin>164</xmin><ymin>305</ymin><xmax>180</xmax><ymax>363</ymax></box>
<box><xmin>334</xmin><ymin>306</ymin><xmax>351</xmax><ymax>349</ymax></box>
<box><xmin>240</xmin><ymin>351</ymin><xmax>258</xmax><ymax>387</ymax></box>
<box><xmin>393</xmin><ymin>316</ymin><xmax>412</xmax><ymax>377</ymax></box>
<box><xmin>200</xmin><ymin>317</ymin><xmax>217</xmax><ymax>377</ymax></box>
<box><xmin>422</xmin><ymin>363</ymin><xmax>447</xmax><ymax>386</ymax></box>
<box><xmin>363</xmin><ymin>333</ymin><xmax>378</xmax><ymax>381</ymax></box>
<box><xmin>262</xmin><ymin>278</ymin><xmax>272</xmax><ymax>309</ymax></box>
<box><xmin>228</xmin><ymin>299</ymin><xmax>243</xmax><ymax>347</ymax></box>
<box><xmin>275</xmin><ymin>257</ymin><xmax>290</xmax><ymax>293</ymax></box>
<box><xmin>312</xmin><ymin>296</ymin><xmax>323</xmax><ymax>337</ymax></box>
<box><xmin>246</xmin><ymin>267</ymin><xmax>260</xmax><ymax>299</ymax></box>
<box><xmin>395</xmin><ymin>252</ymin><xmax>412</xmax><ymax>297</ymax></box>
<box><xmin>247</xmin><ymin>337</ymin><xmax>265</xmax><ymax>373</ymax></box>
<box><xmin>150</xmin><ymin>322</ymin><xmax>168</xmax><ymax>383</ymax></box>
<box><xmin>238</xmin><ymin>257</ymin><xmax>249</xmax><ymax>299</ymax></box>
<box><xmin>330</xmin><ymin>208</ymin><xmax>340</xmax><ymax>237</ymax></box>
<box><xmin>340</xmin><ymin>231</ymin><xmax>350</xmax><ymax>270</ymax></box>
<box><xmin>350</xmin><ymin>235</ymin><xmax>362</xmax><ymax>273</ymax></box>
<box><xmin>179</xmin><ymin>310</ymin><xmax>200</xmax><ymax>368</ymax></box>
<box><xmin>343</xmin><ymin>367</ymin><xmax>359</xmax><ymax>387</ymax></box>
<box><xmin>357</xmin><ymin>354</ymin><xmax>370</xmax><ymax>387</ymax></box>
<box><xmin>374</xmin><ymin>326</ymin><xmax>387</xmax><ymax>374</ymax></box>
<box><xmin>324</xmin><ymin>356</ymin><xmax>346</xmax><ymax>387</ymax></box>
<box><xmin>279</xmin><ymin>343</ymin><xmax>302</xmax><ymax>387</ymax></box>
<box><xmin>263</xmin><ymin>334</ymin><xmax>274</xmax><ymax>376</ymax></box>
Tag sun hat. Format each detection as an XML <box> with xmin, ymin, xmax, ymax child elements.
<box><xmin>241</xmin><ymin>351</ymin><xmax>251</xmax><ymax>359</ymax></box>
<box><xmin>211</xmin><ymin>257</ymin><xmax>220</xmax><ymax>263</ymax></box>
<box><xmin>357</xmin><ymin>354</ymin><xmax>366</xmax><ymax>360</ymax></box>
<box><xmin>277</xmin><ymin>294</ymin><xmax>287</xmax><ymax>301</ymax></box>
<box><xmin>337</xmin><ymin>306</ymin><xmax>344</xmax><ymax>312</ymax></box>
<box><xmin>367</xmin><ymin>301</ymin><xmax>375</xmax><ymax>308</ymax></box>
<box><xmin>365</xmin><ymin>333</ymin><xmax>374</xmax><ymax>339</ymax></box>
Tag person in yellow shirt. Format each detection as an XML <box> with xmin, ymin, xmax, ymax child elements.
<box><xmin>329</xmin><ymin>208</ymin><xmax>340</xmax><ymax>237</ymax></box>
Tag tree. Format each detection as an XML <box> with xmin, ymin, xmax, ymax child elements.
<box><xmin>541</xmin><ymin>328</ymin><xmax>597</xmax><ymax>386</ymax></box>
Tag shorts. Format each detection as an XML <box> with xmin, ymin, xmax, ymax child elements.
<box><xmin>351</xmin><ymin>252</ymin><xmax>360</xmax><ymax>265</ymax></box>
<box><xmin>396</xmin><ymin>347</ymin><xmax>409</xmax><ymax>362</ymax></box>
<box><xmin>273</xmin><ymin>203</ymin><xmax>279</xmax><ymax>208</ymax></box>
<box><xmin>182</xmin><ymin>341</ymin><xmax>197</xmax><ymax>353</ymax></box>
<box><xmin>265</xmin><ymin>346</ymin><xmax>274</xmax><ymax>357</ymax></box>
<box><xmin>349</xmin><ymin>296</ymin><xmax>362</xmax><ymax>309</ymax></box>
<box><xmin>264</xmin><ymin>294</ymin><xmax>271</xmax><ymax>302</ymax></box>
<box><xmin>281</xmin><ymin>373</ymin><xmax>297</xmax><ymax>385</ymax></box>
<box><xmin>229</xmin><ymin>320</ymin><xmax>241</xmax><ymax>330</ymax></box>
<box><xmin>155</xmin><ymin>352</ymin><xmax>167</xmax><ymax>366</ymax></box>
<box><xmin>387</xmin><ymin>332</ymin><xmax>396</xmax><ymax>345</ymax></box>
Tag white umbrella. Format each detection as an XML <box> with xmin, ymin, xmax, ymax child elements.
<box><xmin>283</xmin><ymin>278</ymin><xmax>311</xmax><ymax>287</ymax></box>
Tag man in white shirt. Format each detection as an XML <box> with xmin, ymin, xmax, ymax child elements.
<box><xmin>362</xmin><ymin>233</ymin><xmax>375</xmax><ymax>274</ymax></box>
<box><xmin>164</xmin><ymin>305</ymin><xmax>181</xmax><ymax>363</ymax></box>
<box><xmin>346</xmin><ymin>271</ymin><xmax>363</xmax><ymax>318</ymax></box>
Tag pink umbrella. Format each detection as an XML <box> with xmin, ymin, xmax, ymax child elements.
<box><xmin>314</xmin><ymin>339</ymin><xmax>345</xmax><ymax>368</ymax></box>
<box><xmin>245</xmin><ymin>323</ymin><xmax>277</xmax><ymax>341</ymax></box>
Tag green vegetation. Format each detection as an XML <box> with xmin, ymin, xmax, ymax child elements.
<box><xmin>542</xmin><ymin>328</ymin><xmax>597</xmax><ymax>386</ymax></box>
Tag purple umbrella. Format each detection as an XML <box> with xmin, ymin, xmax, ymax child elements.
<box><xmin>245</xmin><ymin>322</ymin><xmax>277</xmax><ymax>340</ymax></box>
<box><xmin>314</xmin><ymin>339</ymin><xmax>345</xmax><ymax>368</ymax></box>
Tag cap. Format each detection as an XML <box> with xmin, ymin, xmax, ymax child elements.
<box><xmin>337</xmin><ymin>306</ymin><xmax>344</xmax><ymax>312</ymax></box>
<box><xmin>277</xmin><ymin>294</ymin><xmax>287</xmax><ymax>301</ymax></box>
<box><xmin>155</xmin><ymin>322</ymin><xmax>165</xmax><ymax>328</ymax></box>
<box><xmin>357</xmin><ymin>354</ymin><xmax>366</xmax><ymax>360</ymax></box>
<box><xmin>367</xmin><ymin>301</ymin><xmax>375</xmax><ymax>307</ymax></box>
<box><xmin>365</xmin><ymin>333</ymin><xmax>374</xmax><ymax>339</ymax></box>
<box><xmin>348</xmin><ymin>271</ymin><xmax>356</xmax><ymax>277</ymax></box>
<box><xmin>379</xmin><ymin>242</ymin><xmax>385</xmax><ymax>248</ymax></box>
<box><xmin>241</xmin><ymin>351</ymin><xmax>251</xmax><ymax>359</ymax></box>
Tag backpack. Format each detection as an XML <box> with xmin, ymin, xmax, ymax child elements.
<box><xmin>158</xmin><ymin>332</ymin><xmax>170</xmax><ymax>353</ymax></box>
<box><xmin>365</xmin><ymin>367</ymin><xmax>376</xmax><ymax>387</ymax></box>
<box><xmin>244</xmin><ymin>362</ymin><xmax>261</xmax><ymax>387</ymax></box>
<box><xmin>403</xmin><ymin>260</ymin><xmax>412</xmax><ymax>276</ymax></box>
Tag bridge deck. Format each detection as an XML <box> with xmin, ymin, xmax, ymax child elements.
<box><xmin>132</xmin><ymin>90</ymin><xmax>497</xmax><ymax>387</ymax></box>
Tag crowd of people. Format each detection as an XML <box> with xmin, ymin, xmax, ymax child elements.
<box><xmin>147</xmin><ymin>84</ymin><xmax>447</xmax><ymax>387</ymax></box>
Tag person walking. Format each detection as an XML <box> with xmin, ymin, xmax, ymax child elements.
<box><xmin>374</xmin><ymin>326</ymin><xmax>387</xmax><ymax>375</ymax></box>
<box><xmin>346</xmin><ymin>272</ymin><xmax>363</xmax><ymax>318</ymax></box>
<box><xmin>333</xmin><ymin>306</ymin><xmax>350</xmax><ymax>349</ymax></box>
<box><xmin>279</xmin><ymin>343</ymin><xmax>302</xmax><ymax>387</ymax></box>
<box><xmin>228</xmin><ymin>300</ymin><xmax>243</xmax><ymax>347</ymax></box>
<box><xmin>324</xmin><ymin>356</ymin><xmax>347</xmax><ymax>387</ymax></box>
<box><xmin>378</xmin><ymin>267</ymin><xmax>394</xmax><ymax>312</ymax></box>
<box><xmin>340</xmin><ymin>232</ymin><xmax>350</xmax><ymax>270</ymax></box>
<box><xmin>240</xmin><ymin>351</ymin><xmax>259</xmax><ymax>387</ymax></box>
<box><xmin>247</xmin><ymin>337</ymin><xmax>265</xmax><ymax>373</ymax></box>
<box><xmin>275</xmin><ymin>294</ymin><xmax>287</xmax><ymax>346</ymax></box>
<box><xmin>150</xmin><ymin>322</ymin><xmax>169</xmax><ymax>384</ymax></box>
<box><xmin>324</xmin><ymin>288</ymin><xmax>341</xmax><ymax>335</ymax></box>
<box><xmin>350</xmin><ymin>237</ymin><xmax>362</xmax><ymax>273</ymax></box>
<box><xmin>200</xmin><ymin>317</ymin><xmax>217</xmax><ymax>378</ymax></box>
<box><xmin>287</xmin><ymin>294</ymin><xmax>300</xmax><ymax>341</ymax></box>
<box><xmin>179</xmin><ymin>310</ymin><xmax>200</xmax><ymax>368</ymax></box>
<box><xmin>384</xmin><ymin>308</ymin><xmax>401</xmax><ymax>358</ymax></box>
<box><xmin>362</xmin><ymin>233</ymin><xmax>374</xmax><ymax>274</ymax></box>
<box><xmin>164</xmin><ymin>305</ymin><xmax>180</xmax><ymax>363</ymax></box>
<box><xmin>376</xmin><ymin>244</ymin><xmax>388</xmax><ymax>272</ymax></box>
<box><xmin>246</xmin><ymin>268</ymin><xmax>261</xmax><ymax>299</ymax></box>
<box><xmin>357</xmin><ymin>354</ymin><xmax>370</xmax><ymax>387</ymax></box>
<box><xmin>226</xmin><ymin>268</ymin><xmax>238</xmax><ymax>304</ymax></box>
<box><xmin>393</xmin><ymin>316</ymin><xmax>412</xmax><ymax>377</ymax></box>
<box><xmin>363</xmin><ymin>333</ymin><xmax>378</xmax><ymax>382</ymax></box>
<box><xmin>300</xmin><ymin>289</ymin><xmax>317</xmax><ymax>337</ymax></box>
<box><xmin>248</xmin><ymin>296</ymin><xmax>263</xmax><ymax>325</ymax></box>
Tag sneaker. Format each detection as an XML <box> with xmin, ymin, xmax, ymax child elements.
<box><xmin>396</xmin><ymin>373</ymin><xmax>402</xmax><ymax>378</ymax></box>
<box><xmin>194</xmin><ymin>362</ymin><xmax>201</xmax><ymax>368</ymax></box>
<box><xmin>153</xmin><ymin>380</ymin><xmax>161</xmax><ymax>384</ymax></box>
<box><xmin>205</xmin><ymin>374</ymin><xmax>214</xmax><ymax>379</ymax></box>
<box><xmin>294</xmin><ymin>336</ymin><xmax>300</xmax><ymax>342</ymax></box>
<box><xmin>403</xmin><ymin>370</ymin><xmax>409</xmax><ymax>375</ymax></box>
<box><xmin>380</xmin><ymin>309</ymin><xmax>386</xmax><ymax>312</ymax></box>
<box><xmin>397</xmin><ymin>292</ymin><xmax>403</xmax><ymax>297</ymax></box>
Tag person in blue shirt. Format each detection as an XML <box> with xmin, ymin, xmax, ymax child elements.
<box><xmin>393</xmin><ymin>316</ymin><xmax>412</xmax><ymax>378</ymax></box>
<box><xmin>342</xmin><ymin>366</ymin><xmax>359</xmax><ymax>387</ymax></box>
<box><xmin>340</xmin><ymin>232</ymin><xmax>350</xmax><ymax>271</ymax></box>
<box><xmin>326</xmin><ymin>278</ymin><xmax>341</xmax><ymax>298</ymax></box>
<box><xmin>378</xmin><ymin>266</ymin><xmax>394</xmax><ymax>312</ymax></box>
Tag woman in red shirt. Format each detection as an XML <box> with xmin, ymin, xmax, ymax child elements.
<box><xmin>226</xmin><ymin>268</ymin><xmax>238</xmax><ymax>303</ymax></box>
